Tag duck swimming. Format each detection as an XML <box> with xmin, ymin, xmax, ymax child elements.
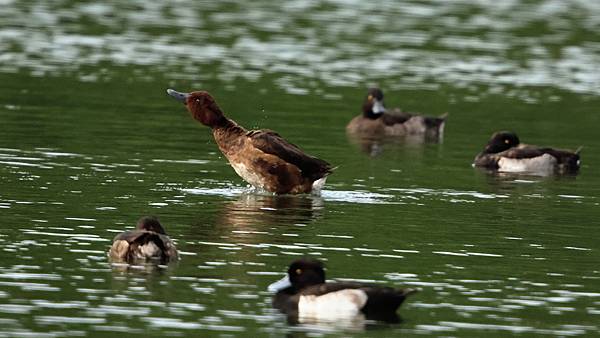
<box><xmin>268</xmin><ymin>258</ymin><xmax>416</xmax><ymax>321</ymax></box>
<box><xmin>109</xmin><ymin>216</ymin><xmax>178</xmax><ymax>263</ymax></box>
<box><xmin>167</xmin><ymin>89</ymin><xmax>333</xmax><ymax>194</ymax></box>
<box><xmin>473</xmin><ymin>131</ymin><xmax>581</xmax><ymax>174</ymax></box>
<box><xmin>346</xmin><ymin>88</ymin><xmax>447</xmax><ymax>138</ymax></box>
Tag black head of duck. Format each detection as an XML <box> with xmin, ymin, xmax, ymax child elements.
<box><xmin>480</xmin><ymin>131</ymin><xmax>521</xmax><ymax>154</ymax></box>
<box><xmin>109</xmin><ymin>216</ymin><xmax>178</xmax><ymax>264</ymax></box>
<box><xmin>167</xmin><ymin>89</ymin><xmax>333</xmax><ymax>194</ymax></box>
<box><xmin>474</xmin><ymin>131</ymin><xmax>581</xmax><ymax>175</ymax></box>
<box><xmin>268</xmin><ymin>258</ymin><xmax>416</xmax><ymax>322</ymax></box>
<box><xmin>347</xmin><ymin>87</ymin><xmax>447</xmax><ymax>139</ymax></box>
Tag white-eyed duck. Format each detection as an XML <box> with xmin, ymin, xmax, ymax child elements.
<box><xmin>268</xmin><ymin>258</ymin><xmax>416</xmax><ymax>321</ymax></box>
<box><xmin>473</xmin><ymin>131</ymin><xmax>581</xmax><ymax>174</ymax></box>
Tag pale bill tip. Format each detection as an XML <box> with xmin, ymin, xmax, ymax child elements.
<box><xmin>268</xmin><ymin>274</ymin><xmax>291</xmax><ymax>292</ymax></box>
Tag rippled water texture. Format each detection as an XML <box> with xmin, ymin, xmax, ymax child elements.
<box><xmin>1</xmin><ymin>0</ymin><xmax>600</xmax><ymax>337</ymax></box>
<box><xmin>2</xmin><ymin>1</ymin><xmax>600</xmax><ymax>96</ymax></box>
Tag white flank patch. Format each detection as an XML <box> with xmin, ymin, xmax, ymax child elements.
<box><xmin>229</xmin><ymin>161</ymin><xmax>266</xmax><ymax>190</ymax></box>
<box><xmin>498</xmin><ymin>154</ymin><xmax>556</xmax><ymax>174</ymax></box>
<box><xmin>312</xmin><ymin>176</ymin><xmax>327</xmax><ymax>192</ymax></box>
<box><xmin>298</xmin><ymin>289</ymin><xmax>367</xmax><ymax>319</ymax></box>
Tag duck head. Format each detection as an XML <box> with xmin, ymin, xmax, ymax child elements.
<box><xmin>268</xmin><ymin>258</ymin><xmax>326</xmax><ymax>292</ymax></box>
<box><xmin>483</xmin><ymin>131</ymin><xmax>520</xmax><ymax>154</ymax></box>
<box><xmin>167</xmin><ymin>89</ymin><xmax>226</xmax><ymax>127</ymax></box>
<box><xmin>362</xmin><ymin>88</ymin><xmax>386</xmax><ymax>119</ymax></box>
<box><xmin>136</xmin><ymin>216</ymin><xmax>167</xmax><ymax>234</ymax></box>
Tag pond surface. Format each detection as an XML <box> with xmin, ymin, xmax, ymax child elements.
<box><xmin>1</xmin><ymin>0</ymin><xmax>600</xmax><ymax>337</ymax></box>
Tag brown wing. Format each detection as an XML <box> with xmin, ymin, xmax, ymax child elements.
<box><xmin>112</xmin><ymin>230</ymin><xmax>146</xmax><ymax>243</ymax></box>
<box><xmin>381</xmin><ymin>111</ymin><xmax>412</xmax><ymax>125</ymax></box>
<box><xmin>500</xmin><ymin>145</ymin><xmax>546</xmax><ymax>159</ymax></box>
<box><xmin>247</xmin><ymin>129</ymin><xmax>332</xmax><ymax>181</ymax></box>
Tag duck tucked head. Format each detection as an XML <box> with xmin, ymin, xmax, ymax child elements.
<box><xmin>483</xmin><ymin>131</ymin><xmax>520</xmax><ymax>154</ymax></box>
<box><xmin>362</xmin><ymin>88</ymin><xmax>386</xmax><ymax>119</ymax></box>
<box><xmin>167</xmin><ymin>89</ymin><xmax>226</xmax><ymax>127</ymax></box>
<box><xmin>268</xmin><ymin>258</ymin><xmax>326</xmax><ymax>292</ymax></box>
<box><xmin>136</xmin><ymin>216</ymin><xmax>167</xmax><ymax>234</ymax></box>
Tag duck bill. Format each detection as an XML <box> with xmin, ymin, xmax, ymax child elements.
<box><xmin>268</xmin><ymin>274</ymin><xmax>291</xmax><ymax>292</ymax></box>
<box><xmin>372</xmin><ymin>99</ymin><xmax>386</xmax><ymax>114</ymax></box>
<box><xmin>167</xmin><ymin>88</ymin><xmax>190</xmax><ymax>104</ymax></box>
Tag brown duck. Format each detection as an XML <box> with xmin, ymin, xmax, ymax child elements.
<box><xmin>347</xmin><ymin>88</ymin><xmax>447</xmax><ymax>138</ymax></box>
<box><xmin>108</xmin><ymin>216</ymin><xmax>178</xmax><ymax>263</ymax></box>
<box><xmin>167</xmin><ymin>89</ymin><xmax>333</xmax><ymax>194</ymax></box>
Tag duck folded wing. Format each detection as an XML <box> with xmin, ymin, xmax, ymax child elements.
<box><xmin>112</xmin><ymin>230</ymin><xmax>147</xmax><ymax>243</ymax></box>
<box><xmin>247</xmin><ymin>130</ymin><xmax>332</xmax><ymax>180</ymax></box>
<box><xmin>381</xmin><ymin>112</ymin><xmax>412</xmax><ymax>125</ymax></box>
<box><xmin>501</xmin><ymin>145</ymin><xmax>545</xmax><ymax>159</ymax></box>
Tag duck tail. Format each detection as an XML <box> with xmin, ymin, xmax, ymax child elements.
<box><xmin>401</xmin><ymin>288</ymin><xmax>419</xmax><ymax>297</ymax></box>
<box><xmin>425</xmin><ymin>113</ymin><xmax>447</xmax><ymax>129</ymax></box>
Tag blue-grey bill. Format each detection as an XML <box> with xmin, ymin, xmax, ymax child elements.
<box><xmin>167</xmin><ymin>88</ymin><xmax>189</xmax><ymax>103</ymax></box>
<box><xmin>267</xmin><ymin>274</ymin><xmax>291</xmax><ymax>292</ymax></box>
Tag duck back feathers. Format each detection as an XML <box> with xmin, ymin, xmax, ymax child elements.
<box><xmin>247</xmin><ymin>130</ymin><xmax>333</xmax><ymax>182</ymax></box>
<box><xmin>109</xmin><ymin>216</ymin><xmax>177</xmax><ymax>263</ymax></box>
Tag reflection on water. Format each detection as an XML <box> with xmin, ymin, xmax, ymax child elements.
<box><xmin>215</xmin><ymin>193</ymin><xmax>323</xmax><ymax>228</ymax></box>
<box><xmin>2</xmin><ymin>1</ymin><xmax>600</xmax><ymax>98</ymax></box>
<box><xmin>291</xmin><ymin>313</ymin><xmax>383</xmax><ymax>334</ymax></box>
<box><xmin>347</xmin><ymin>133</ymin><xmax>443</xmax><ymax>157</ymax></box>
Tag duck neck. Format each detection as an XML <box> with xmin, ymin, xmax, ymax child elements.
<box><xmin>363</xmin><ymin>110</ymin><xmax>383</xmax><ymax>120</ymax></box>
<box><xmin>212</xmin><ymin>117</ymin><xmax>247</xmax><ymax>156</ymax></box>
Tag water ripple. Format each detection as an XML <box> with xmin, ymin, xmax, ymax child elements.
<box><xmin>1</xmin><ymin>1</ymin><xmax>600</xmax><ymax>96</ymax></box>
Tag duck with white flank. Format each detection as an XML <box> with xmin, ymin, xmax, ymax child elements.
<box><xmin>473</xmin><ymin>131</ymin><xmax>581</xmax><ymax>175</ymax></box>
<box><xmin>268</xmin><ymin>258</ymin><xmax>416</xmax><ymax>322</ymax></box>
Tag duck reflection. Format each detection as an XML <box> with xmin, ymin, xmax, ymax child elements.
<box><xmin>216</xmin><ymin>192</ymin><xmax>324</xmax><ymax>229</ymax></box>
<box><xmin>282</xmin><ymin>312</ymin><xmax>402</xmax><ymax>334</ymax></box>
<box><xmin>347</xmin><ymin>132</ymin><xmax>443</xmax><ymax>157</ymax></box>
<box><xmin>477</xmin><ymin>168</ymin><xmax>578</xmax><ymax>194</ymax></box>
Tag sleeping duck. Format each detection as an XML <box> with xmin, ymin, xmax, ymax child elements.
<box><xmin>346</xmin><ymin>88</ymin><xmax>447</xmax><ymax>138</ymax></box>
<box><xmin>268</xmin><ymin>258</ymin><xmax>416</xmax><ymax>321</ymax></box>
<box><xmin>109</xmin><ymin>216</ymin><xmax>178</xmax><ymax>264</ymax></box>
<box><xmin>473</xmin><ymin>131</ymin><xmax>581</xmax><ymax>174</ymax></box>
<box><xmin>167</xmin><ymin>89</ymin><xmax>333</xmax><ymax>195</ymax></box>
